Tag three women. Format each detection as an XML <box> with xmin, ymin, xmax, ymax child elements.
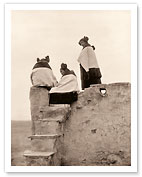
<box><xmin>31</xmin><ymin>36</ymin><xmax>102</xmax><ymax>103</ymax></box>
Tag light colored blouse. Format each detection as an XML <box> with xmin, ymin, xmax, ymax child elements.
<box><xmin>31</xmin><ymin>67</ymin><xmax>57</xmax><ymax>87</ymax></box>
<box><xmin>50</xmin><ymin>74</ymin><xmax>79</xmax><ymax>93</ymax></box>
<box><xmin>78</xmin><ymin>46</ymin><xmax>99</xmax><ymax>72</ymax></box>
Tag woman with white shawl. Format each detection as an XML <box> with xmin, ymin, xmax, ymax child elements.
<box><xmin>30</xmin><ymin>56</ymin><xmax>57</xmax><ymax>90</ymax></box>
<box><xmin>78</xmin><ymin>36</ymin><xmax>102</xmax><ymax>90</ymax></box>
<box><xmin>49</xmin><ymin>63</ymin><xmax>79</xmax><ymax>104</ymax></box>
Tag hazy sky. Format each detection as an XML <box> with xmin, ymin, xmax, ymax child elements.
<box><xmin>11</xmin><ymin>10</ymin><xmax>131</xmax><ymax>120</ymax></box>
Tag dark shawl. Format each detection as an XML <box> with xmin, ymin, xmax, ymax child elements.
<box><xmin>32</xmin><ymin>60</ymin><xmax>51</xmax><ymax>70</ymax></box>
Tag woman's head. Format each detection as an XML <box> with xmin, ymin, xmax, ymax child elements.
<box><xmin>36</xmin><ymin>55</ymin><xmax>50</xmax><ymax>63</ymax></box>
<box><xmin>79</xmin><ymin>36</ymin><xmax>89</xmax><ymax>46</ymax></box>
<box><xmin>45</xmin><ymin>55</ymin><xmax>50</xmax><ymax>63</ymax></box>
<box><xmin>78</xmin><ymin>36</ymin><xmax>95</xmax><ymax>50</ymax></box>
<box><xmin>60</xmin><ymin>63</ymin><xmax>68</xmax><ymax>76</ymax></box>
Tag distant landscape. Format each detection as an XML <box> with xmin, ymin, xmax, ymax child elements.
<box><xmin>11</xmin><ymin>121</ymin><xmax>31</xmax><ymax>166</ymax></box>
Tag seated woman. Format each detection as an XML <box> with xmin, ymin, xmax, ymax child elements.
<box><xmin>49</xmin><ymin>63</ymin><xmax>79</xmax><ymax>104</ymax></box>
<box><xmin>30</xmin><ymin>56</ymin><xmax>57</xmax><ymax>90</ymax></box>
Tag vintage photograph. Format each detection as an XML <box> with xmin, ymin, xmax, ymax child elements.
<box><xmin>5</xmin><ymin>4</ymin><xmax>137</xmax><ymax>172</ymax></box>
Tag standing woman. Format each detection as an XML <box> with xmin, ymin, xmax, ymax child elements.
<box><xmin>77</xmin><ymin>36</ymin><xmax>102</xmax><ymax>90</ymax></box>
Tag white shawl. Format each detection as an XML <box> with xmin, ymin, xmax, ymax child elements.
<box><xmin>50</xmin><ymin>74</ymin><xmax>79</xmax><ymax>93</ymax></box>
<box><xmin>31</xmin><ymin>67</ymin><xmax>57</xmax><ymax>87</ymax></box>
<box><xmin>77</xmin><ymin>46</ymin><xmax>99</xmax><ymax>72</ymax></box>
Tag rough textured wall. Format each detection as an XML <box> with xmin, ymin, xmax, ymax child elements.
<box><xmin>63</xmin><ymin>83</ymin><xmax>131</xmax><ymax>166</ymax></box>
<box><xmin>26</xmin><ymin>86</ymin><xmax>71</xmax><ymax>166</ymax></box>
<box><xmin>29</xmin><ymin>87</ymin><xmax>50</xmax><ymax>134</ymax></box>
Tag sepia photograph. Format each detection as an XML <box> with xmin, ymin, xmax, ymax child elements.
<box><xmin>5</xmin><ymin>4</ymin><xmax>137</xmax><ymax>172</ymax></box>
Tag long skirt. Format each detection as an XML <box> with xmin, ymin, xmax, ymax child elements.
<box><xmin>80</xmin><ymin>64</ymin><xmax>102</xmax><ymax>90</ymax></box>
<box><xmin>49</xmin><ymin>91</ymin><xmax>78</xmax><ymax>104</ymax></box>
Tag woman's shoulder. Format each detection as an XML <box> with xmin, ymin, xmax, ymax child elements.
<box><xmin>70</xmin><ymin>70</ymin><xmax>76</xmax><ymax>76</ymax></box>
<box><xmin>86</xmin><ymin>46</ymin><xmax>95</xmax><ymax>54</ymax></box>
<box><xmin>86</xmin><ymin>46</ymin><xmax>94</xmax><ymax>50</ymax></box>
<box><xmin>62</xmin><ymin>71</ymin><xmax>76</xmax><ymax>79</ymax></box>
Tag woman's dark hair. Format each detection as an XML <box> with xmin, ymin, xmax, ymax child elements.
<box><xmin>79</xmin><ymin>36</ymin><xmax>90</xmax><ymax>46</ymax></box>
<box><xmin>79</xmin><ymin>36</ymin><xmax>95</xmax><ymax>50</ymax></box>
<box><xmin>37</xmin><ymin>58</ymin><xmax>40</xmax><ymax>62</ymax></box>
<box><xmin>92</xmin><ymin>45</ymin><xmax>95</xmax><ymax>50</ymax></box>
<box><xmin>33</xmin><ymin>57</ymin><xmax>51</xmax><ymax>70</ymax></box>
<box><xmin>83</xmin><ymin>36</ymin><xmax>89</xmax><ymax>42</ymax></box>
<box><xmin>36</xmin><ymin>56</ymin><xmax>50</xmax><ymax>63</ymax></box>
<box><xmin>61</xmin><ymin>63</ymin><xmax>67</xmax><ymax>70</ymax></box>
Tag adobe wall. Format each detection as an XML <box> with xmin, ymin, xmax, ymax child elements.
<box><xmin>62</xmin><ymin>83</ymin><xmax>131</xmax><ymax>166</ymax></box>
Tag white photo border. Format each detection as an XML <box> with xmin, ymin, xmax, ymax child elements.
<box><xmin>5</xmin><ymin>3</ymin><xmax>137</xmax><ymax>172</ymax></box>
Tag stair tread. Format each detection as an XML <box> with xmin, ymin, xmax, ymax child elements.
<box><xmin>41</xmin><ymin>105</ymin><xmax>70</xmax><ymax>112</ymax></box>
<box><xmin>38</xmin><ymin>116</ymin><xmax>65</xmax><ymax>122</ymax></box>
<box><xmin>24</xmin><ymin>151</ymin><xmax>55</xmax><ymax>157</ymax></box>
<box><xmin>28</xmin><ymin>134</ymin><xmax>62</xmax><ymax>139</ymax></box>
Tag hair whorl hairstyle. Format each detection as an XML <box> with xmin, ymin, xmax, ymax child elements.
<box><xmin>92</xmin><ymin>45</ymin><xmax>95</xmax><ymax>50</ymax></box>
<box><xmin>37</xmin><ymin>58</ymin><xmax>40</xmax><ymax>62</ymax></box>
<box><xmin>79</xmin><ymin>36</ymin><xmax>89</xmax><ymax>45</ymax></box>
<box><xmin>83</xmin><ymin>36</ymin><xmax>89</xmax><ymax>42</ymax></box>
<box><xmin>61</xmin><ymin>63</ymin><xmax>67</xmax><ymax>70</ymax></box>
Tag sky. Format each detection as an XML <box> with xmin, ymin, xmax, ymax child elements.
<box><xmin>11</xmin><ymin>10</ymin><xmax>131</xmax><ymax>120</ymax></box>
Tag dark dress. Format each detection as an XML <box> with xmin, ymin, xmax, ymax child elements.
<box><xmin>80</xmin><ymin>64</ymin><xmax>102</xmax><ymax>90</ymax></box>
<box><xmin>49</xmin><ymin>70</ymin><xmax>78</xmax><ymax>104</ymax></box>
<box><xmin>49</xmin><ymin>91</ymin><xmax>78</xmax><ymax>104</ymax></box>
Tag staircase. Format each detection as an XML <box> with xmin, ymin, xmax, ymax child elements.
<box><xmin>24</xmin><ymin>86</ymin><xmax>70</xmax><ymax>166</ymax></box>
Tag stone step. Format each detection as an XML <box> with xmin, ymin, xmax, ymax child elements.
<box><xmin>29</xmin><ymin>134</ymin><xmax>62</xmax><ymax>139</ymax></box>
<box><xmin>24</xmin><ymin>150</ymin><xmax>55</xmax><ymax>157</ymax></box>
<box><xmin>33</xmin><ymin>118</ymin><xmax>64</xmax><ymax>135</ymax></box>
<box><xmin>23</xmin><ymin>151</ymin><xmax>61</xmax><ymax>166</ymax></box>
<box><xmin>39</xmin><ymin>116</ymin><xmax>66</xmax><ymax>122</ymax></box>
<box><xmin>29</xmin><ymin>134</ymin><xmax>63</xmax><ymax>152</ymax></box>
